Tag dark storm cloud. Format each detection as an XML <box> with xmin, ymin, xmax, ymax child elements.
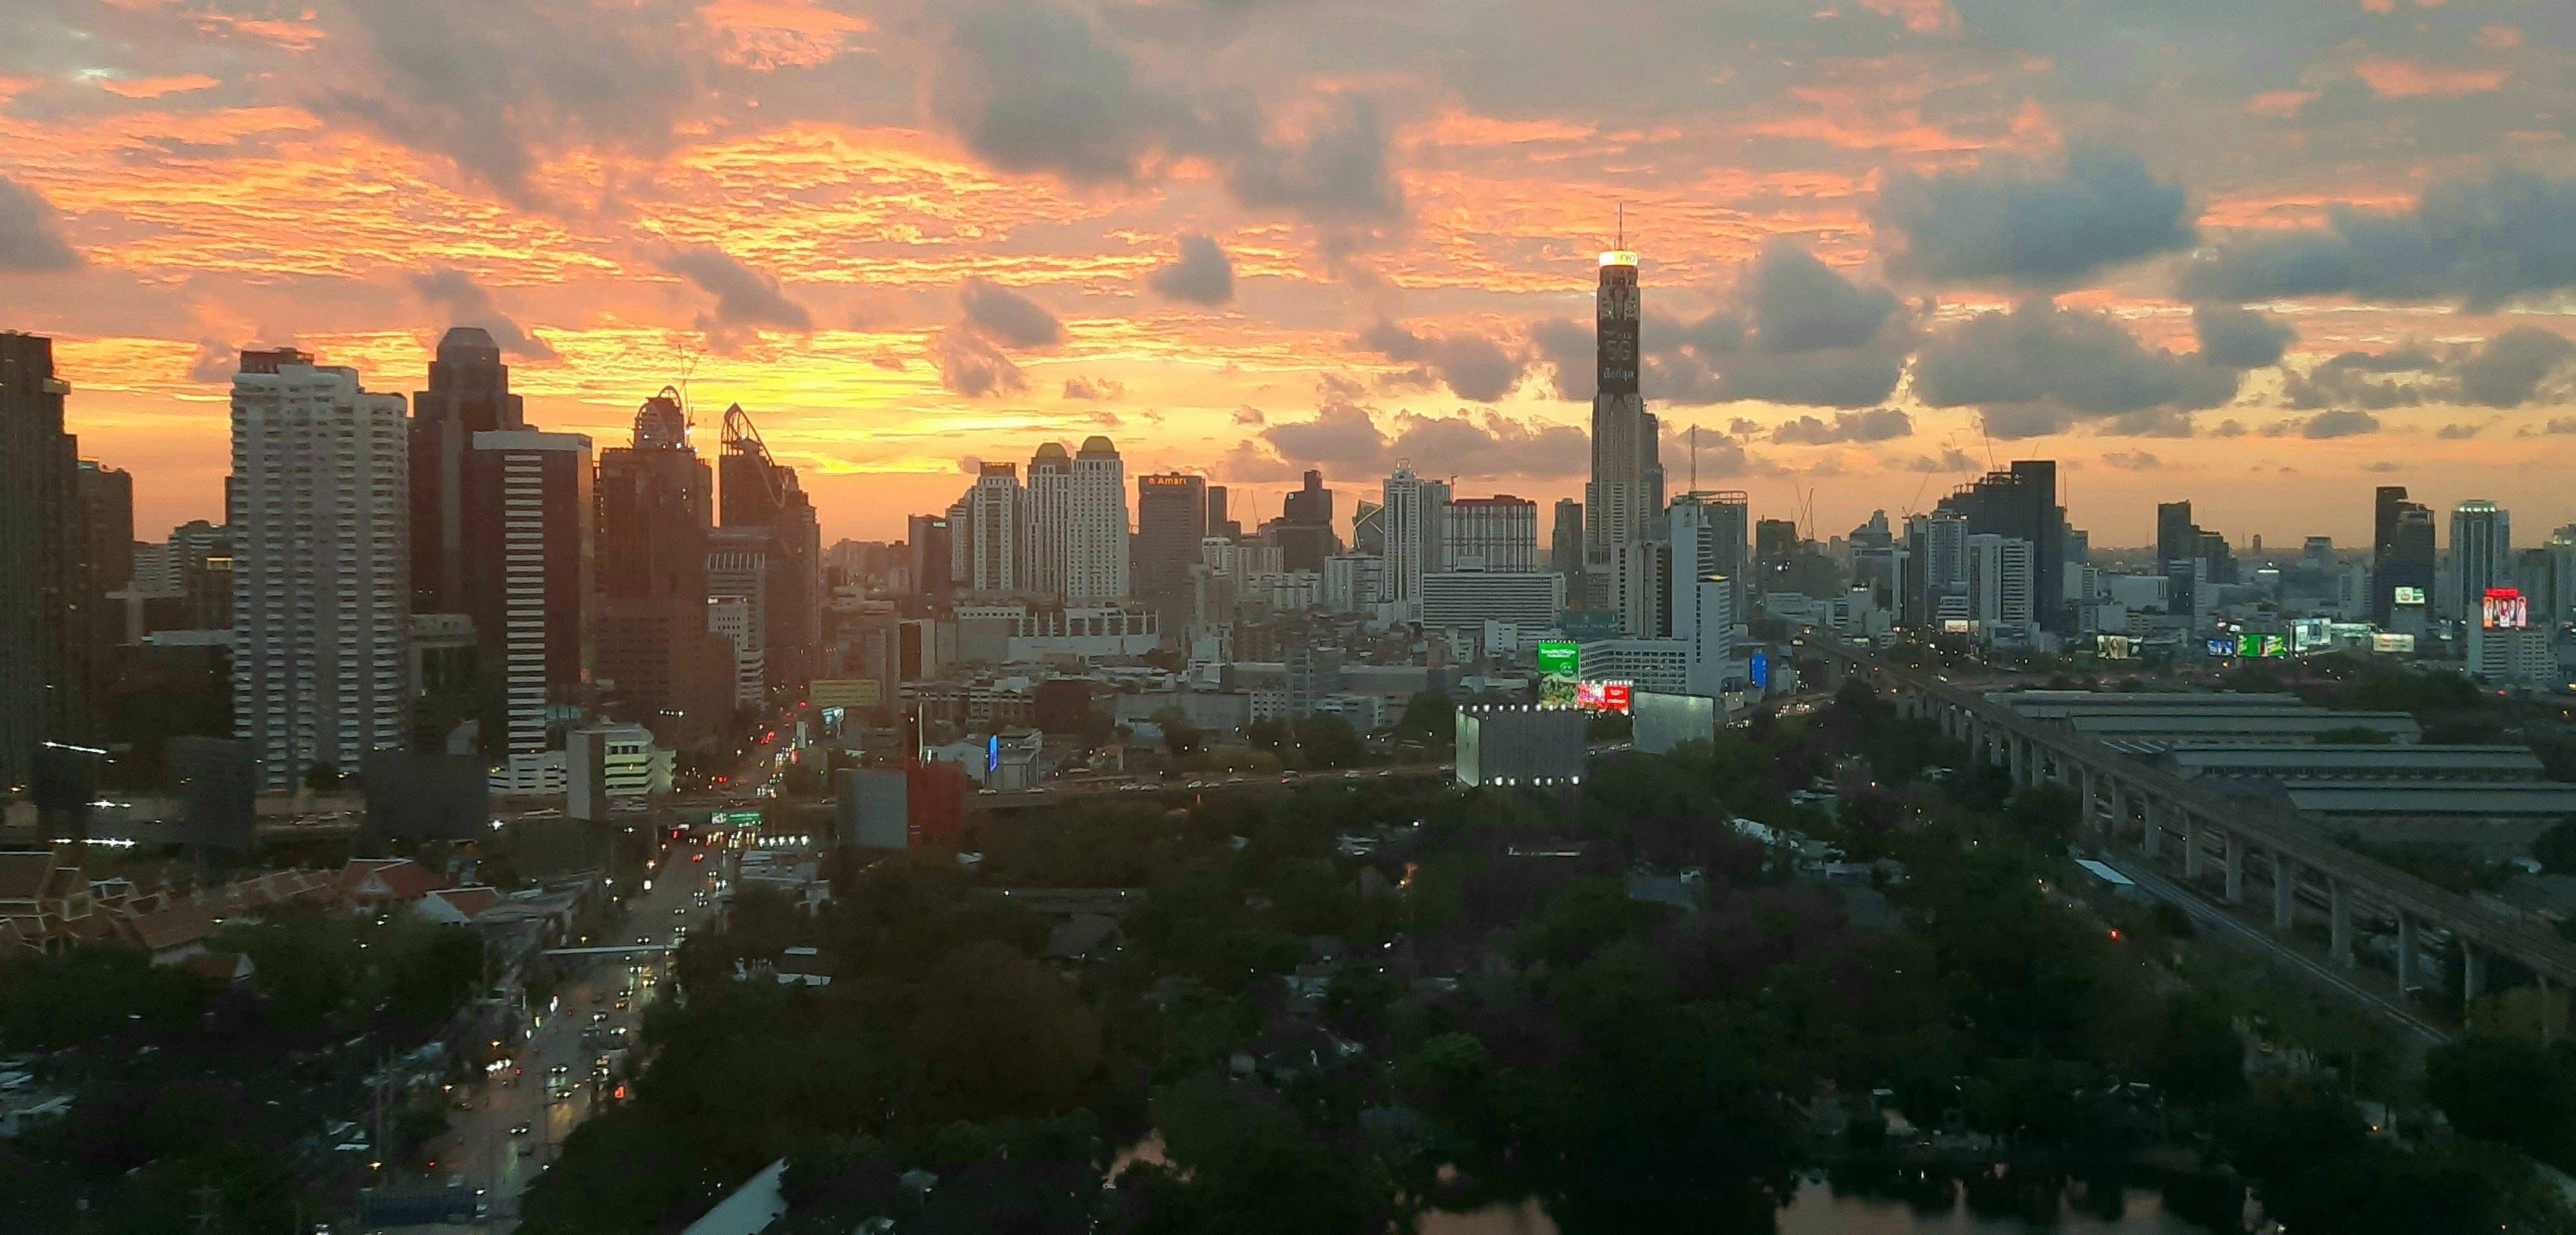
<box><xmin>0</xmin><ymin>175</ymin><xmax>81</xmax><ymax>272</ymax></box>
<box><xmin>1873</xmin><ymin>149</ymin><xmax>2195</xmax><ymax>288</ymax></box>
<box><xmin>1770</xmin><ymin>409</ymin><xmax>1913</xmax><ymax>445</ymax></box>
<box><xmin>1227</xmin><ymin>398</ymin><xmax>1589</xmax><ymax>481</ymax></box>
<box><xmin>1220</xmin><ymin>97</ymin><xmax>1404</xmax><ymax>223</ymax></box>
<box><xmin>320</xmin><ymin>0</ymin><xmax>704</xmax><ymax>206</ymax></box>
<box><xmin>1145</xmin><ymin>234</ymin><xmax>1236</xmax><ymax>305</ymax></box>
<box><xmin>958</xmin><ymin>278</ymin><xmax>1064</xmax><ymax>348</ymax></box>
<box><xmin>932</xmin><ymin>329</ymin><xmax>1027</xmax><ymax>398</ymax></box>
<box><xmin>1912</xmin><ymin>301</ymin><xmax>2240</xmax><ymax>438</ymax></box>
<box><xmin>1359</xmin><ymin>323</ymin><xmax>1526</xmax><ymax>402</ymax></box>
<box><xmin>1533</xmin><ymin>245</ymin><xmax>1911</xmax><ymax>409</ymax></box>
<box><xmin>2179</xmin><ymin>170</ymin><xmax>2576</xmax><ymax>311</ymax></box>
<box><xmin>653</xmin><ymin>246</ymin><xmax>814</xmax><ymax>347</ymax></box>
<box><xmin>2265</xmin><ymin>410</ymin><xmax>2381</xmax><ymax>439</ymax></box>
<box><xmin>2191</xmin><ymin>302</ymin><xmax>2293</xmax><ymax>371</ymax></box>
<box><xmin>407</xmin><ymin>268</ymin><xmax>557</xmax><ymax>362</ymax></box>
<box><xmin>923</xmin><ymin>0</ymin><xmax>1402</xmax><ymax>227</ymax></box>
<box><xmin>2282</xmin><ymin>329</ymin><xmax>2575</xmax><ymax>410</ymax></box>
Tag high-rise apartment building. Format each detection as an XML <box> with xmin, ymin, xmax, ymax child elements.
<box><xmin>1441</xmin><ymin>495</ymin><xmax>1537</xmax><ymax>572</ymax></box>
<box><xmin>410</xmin><ymin>328</ymin><xmax>525</xmax><ymax>618</ymax></box>
<box><xmin>1379</xmin><ymin>464</ymin><xmax>1450</xmax><ymax>614</ymax></box>
<box><xmin>2451</xmin><ymin>499</ymin><xmax>2511</xmax><ymax>627</ymax></box>
<box><xmin>230</xmin><ymin>348</ymin><xmax>411</xmax><ymax>789</ymax></box>
<box><xmin>1</xmin><ymin>333</ymin><xmax>94</xmax><ymax>789</ymax></box>
<box><xmin>1135</xmin><ymin>473</ymin><xmax>1207</xmax><ymax>629</ymax></box>
<box><xmin>595</xmin><ymin>388</ymin><xmax>731</xmax><ymax>744</ymax></box>
<box><xmin>1672</xmin><ymin>491</ymin><xmax>1749</xmax><ymax>620</ymax></box>
<box><xmin>463</xmin><ymin>429</ymin><xmax>591</xmax><ymax>789</ymax></box>
<box><xmin>967</xmin><ymin>463</ymin><xmax>1026</xmax><ymax>593</ymax></box>
<box><xmin>1584</xmin><ymin>244</ymin><xmax>1662</xmax><ymax>558</ymax></box>
<box><xmin>1025</xmin><ymin>443</ymin><xmax>1073</xmax><ymax>600</ymax></box>
<box><xmin>1549</xmin><ymin>500</ymin><xmax>1584</xmax><ymax>578</ymax></box>
<box><xmin>718</xmin><ymin>405</ymin><xmax>820</xmax><ymax>689</ymax></box>
<box><xmin>2155</xmin><ymin>501</ymin><xmax>2195</xmax><ymax>570</ymax></box>
<box><xmin>1207</xmin><ymin>485</ymin><xmax>1240</xmax><ymax>539</ymax></box>
<box><xmin>1068</xmin><ymin>436</ymin><xmax>1131</xmax><ymax>602</ymax></box>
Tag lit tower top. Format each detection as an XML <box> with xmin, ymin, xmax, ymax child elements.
<box><xmin>1596</xmin><ymin>241</ymin><xmax>1640</xmax><ymax>397</ymax></box>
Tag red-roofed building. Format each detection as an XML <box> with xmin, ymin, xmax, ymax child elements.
<box><xmin>337</xmin><ymin>858</ymin><xmax>443</xmax><ymax>909</ymax></box>
<box><xmin>0</xmin><ymin>849</ymin><xmax>100</xmax><ymax>955</ymax></box>
<box><xmin>414</xmin><ymin>886</ymin><xmax>504</xmax><ymax>926</ymax></box>
<box><xmin>121</xmin><ymin>898</ymin><xmax>218</xmax><ymax>965</ymax></box>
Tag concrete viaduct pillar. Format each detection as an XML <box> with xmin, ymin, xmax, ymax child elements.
<box><xmin>2080</xmin><ymin>768</ymin><xmax>2099</xmax><ymax>832</ymax></box>
<box><xmin>2109</xmin><ymin>780</ymin><xmax>2129</xmax><ymax>844</ymax></box>
<box><xmin>2463</xmin><ymin>942</ymin><xmax>2487</xmax><ymax>1005</ymax></box>
<box><xmin>2271</xmin><ymin>853</ymin><xmax>2297</xmax><ymax>931</ymax></box>
<box><xmin>2182</xmin><ymin>814</ymin><xmax>2203</xmax><ymax>882</ymax></box>
<box><xmin>2222</xmin><ymin>834</ymin><xmax>2244</xmax><ymax>905</ymax></box>
<box><xmin>2009</xmin><ymin>736</ymin><xmax>2028</xmax><ymax>786</ymax></box>
<box><xmin>2141</xmin><ymin>798</ymin><xmax>2162</xmax><ymax>859</ymax></box>
<box><xmin>2395</xmin><ymin>915</ymin><xmax>2417</xmax><ymax>993</ymax></box>
<box><xmin>2329</xmin><ymin>881</ymin><xmax>2355</xmax><ymax>967</ymax></box>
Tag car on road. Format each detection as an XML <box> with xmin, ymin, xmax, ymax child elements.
<box><xmin>510</xmin><ymin>1123</ymin><xmax>531</xmax><ymax>1137</ymax></box>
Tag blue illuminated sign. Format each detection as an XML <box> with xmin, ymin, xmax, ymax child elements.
<box><xmin>986</xmin><ymin>735</ymin><xmax>1000</xmax><ymax>774</ymax></box>
<box><xmin>1748</xmin><ymin>652</ymin><xmax>1770</xmax><ymax>690</ymax></box>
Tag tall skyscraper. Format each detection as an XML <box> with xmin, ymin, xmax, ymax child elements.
<box><xmin>2156</xmin><ymin>500</ymin><xmax>2195</xmax><ymax>569</ymax></box>
<box><xmin>1583</xmin><ymin>242</ymin><xmax>1661</xmax><ymax>557</ymax></box>
<box><xmin>1964</xmin><ymin>533</ymin><xmax>2036</xmax><ymax>643</ymax></box>
<box><xmin>1</xmin><ymin>332</ymin><xmax>93</xmax><ymax>789</ymax></box>
<box><xmin>1026</xmin><ymin>443</ymin><xmax>1073</xmax><ymax>599</ymax></box>
<box><xmin>1378</xmin><ymin>464</ymin><xmax>1449</xmax><ymax>614</ymax></box>
<box><xmin>2372</xmin><ymin>485</ymin><xmax>2435</xmax><ymax>627</ymax></box>
<box><xmin>230</xmin><ymin>348</ymin><xmax>411</xmax><ymax>789</ymax></box>
<box><xmin>2451</xmin><ymin>499</ymin><xmax>2511</xmax><ymax>627</ymax></box>
<box><xmin>595</xmin><ymin>388</ymin><xmax>731</xmax><ymax>744</ymax></box>
<box><xmin>1936</xmin><ymin>461</ymin><xmax>2066</xmax><ymax>633</ymax></box>
<box><xmin>463</xmin><ymin>430</ymin><xmax>591</xmax><ymax>789</ymax></box>
<box><xmin>1068</xmin><ymin>436</ymin><xmax>1130</xmax><ymax>602</ymax></box>
<box><xmin>1207</xmin><ymin>485</ymin><xmax>1240</xmax><ymax>539</ymax></box>
<box><xmin>965</xmin><ymin>463</ymin><xmax>1027</xmax><ymax>593</ymax></box>
<box><xmin>1549</xmin><ymin>499</ymin><xmax>1584</xmax><ymax>578</ymax></box>
<box><xmin>1273</xmin><ymin>469</ymin><xmax>1339</xmax><ymax>574</ymax></box>
<box><xmin>74</xmin><ymin>459</ymin><xmax>132</xmax><ymax>675</ymax></box>
<box><xmin>718</xmin><ymin>405</ymin><xmax>820</xmax><ymax>689</ymax></box>
<box><xmin>706</xmin><ymin>525</ymin><xmax>768</xmax><ymax>711</ymax></box>
<box><xmin>1670</xmin><ymin>491</ymin><xmax>1750</xmax><ymax>619</ymax></box>
<box><xmin>907</xmin><ymin>513</ymin><xmax>954</xmax><ymax>599</ymax></box>
<box><xmin>410</xmin><ymin>327</ymin><xmax>525</xmax><ymax>618</ymax></box>
<box><xmin>1135</xmin><ymin>472</ymin><xmax>1207</xmax><ymax>629</ymax></box>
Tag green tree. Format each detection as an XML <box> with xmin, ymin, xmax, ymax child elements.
<box><xmin>2535</xmin><ymin>818</ymin><xmax>2576</xmax><ymax>876</ymax></box>
<box><xmin>1394</xmin><ymin>693</ymin><xmax>1455</xmax><ymax>747</ymax></box>
<box><xmin>1149</xmin><ymin>708</ymin><xmax>1202</xmax><ymax>759</ymax></box>
<box><xmin>2427</xmin><ymin>1032</ymin><xmax>2576</xmax><ymax>1169</ymax></box>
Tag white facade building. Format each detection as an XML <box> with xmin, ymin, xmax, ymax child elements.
<box><xmin>708</xmin><ymin>594</ymin><xmax>765</xmax><ymax>707</ymax></box>
<box><xmin>1966</xmin><ymin>533</ymin><xmax>2036</xmax><ymax>645</ymax></box>
<box><xmin>1026</xmin><ymin>443</ymin><xmax>1073</xmax><ymax>600</ymax></box>
<box><xmin>474</xmin><ymin>429</ymin><xmax>591</xmax><ymax>792</ymax></box>
<box><xmin>1421</xmin><ymin>569</ymin><xmax>1565</xmax><ymax>632</ymax></box>
<box><xmin>1377</xmin><ymin>465</ymin><xmax>1446</xmax><ymax>617</ymax></box>
<box><xmin>1324</xmin><ymin>554</ymin><xmax>1384</xmax><ymax>614</ymax></box>
<box><xmin>1442</xmin><ymin>496</ymin><xmax>1539</xmax><ymax>572</ymax></box>
<box><xmin>567</xmin><ymin>723</ymin><xmax>673</xmax><ymax>821</ymax></box>
<box><xmin>1672</xmin><ymin>573</ymin><xmax>1735</xmax><ymax>697</ymax></box>
<box><xmin>968</xmin><ymin>463</ymin><xmax>1026</xmax><ymax>593</ymax></box>
<box><xmin>230</xmin><ymin>353</ymin><xmax>410</xmax><ymax>790</ymax></box>
<box><xmin>1068</xmin><ymin>436</ymin><xmax>1130</xmax><ymax>602</ymax></box>
<box><xmin>2467</xmin><ymin>625</ymin><xmax>2555</xmax><ymax>689</ymax></box>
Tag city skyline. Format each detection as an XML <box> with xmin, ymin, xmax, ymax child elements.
<box><xmin>8</xmin><ymin>1</ymin><xmax>2576</xmax><ymax>548</ymax></box>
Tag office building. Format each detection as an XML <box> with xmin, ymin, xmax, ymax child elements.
<box><xmin>2451</xmin><ymin>500</ymin><xmax>2511</xmax><ymax>628</ymax></box>
<box><xmin>707</xmin><ymin>594</ymin><xmax>764</xmax><ymax>708</ymax></box>
<box><xmin>408</xmin><ymin>327</ymin><xmax>525</xmax><ymax>618</ymax></box>
<box><xmin>1352</xmin><ymin>498</ymin><xmax>1385</xmax><ymax>556</ymax></box>
<box><xmin>1421</xmin><ymin>569</ymin><xmax>1565</xmax><ymax>632</ymax></box>
<box><xmin>1584</xmin><ymin>242</ymin><xmax>1662</xmax><ymax>556</ymax></box>
<box><xmin>1671</xmin><ymin>492</ymin><xmax>1749</xmax><ymax>620</ymax></box>
<box><xmin>1208</xmin><ymin>485</ymin><xmax>1240</xmax><ymax>539</ymax></box>
<box><xmin>1609</xmin><ymin>539</ymin><xmax>1666</xmax><ymax>639</ymax></box>
<box><xmin>718</xmin><ymin>406</ymin><xmax>820</xmax><ymax>688</ymax></box>
<box><xmin>1324</xmin><ymin>554</ymin><xmax>1384</xmax><ymax>614</ymax></box>
<box><xmin>2467</xmin><ymin>622</ymin><xmax>2554</xmax><ymax>690</ymax></box>
<box><xmin>595</xmin><ymin>388</ymin><xmax>733</xmax><ymax>744</ymax></box>
<box><xmin>566</xmin><ymin>723</ymin><xmax>673</xmax><ymax>822</ymax></box>
<box><xmin>1937</xmin><ymin>461</ymin><xmax>2066</xmax><ymax>634</ymax></box>
<box><xmin>1274</xmin><ymin>469</ymin><xmax>1339</xmax><ymax>572</ymax></box>
<box><xmin>965</xmin><ymin>462</ymin><xmax>1027</xmax><ymax>593</ymax></box>
<box><xmin>1441</xmin><ymin>495</ymin><xmax>1539</xmax><ymax>572</ymax></box>
<box><xmin>1550</xmin><ymin>499</ymin><xmax>1584</xmax><ymax>577</ymax></box>
<box><xmin>1136</xmin><ymin>472</ymin><xmax>1207</xmax><ymax>628</ymax></box>
<box><xmin>230</xmin><ymin>348</ymin><xmax>411</xmax><ymax>789</ymax></box>
<box><xmin>907</xmin><ymin>513</ymin><xmax>954</xmax><ymax>598</ymax></box>
<box><xmin>2156</xmin><ymin>501</ymin><xmax>2195</xmax><ymax>571</ymax></box>
<box><xmin>1964</xmin><ymin>533</ymin><xmax>2036</xmax><ymax>645</ymax></box>
<box><xmin>1</xmin><ymin>332</ymin><xmax>92</xmax><ymax>789</ymax></box>
<box><xmin>2373</xmin><ymin>485</ymin><xmax>2436</xmax><ymax>627</ymax></box>
<box><xmin>1067</xmin><ymin>437</ymin><xmax>1130</xmax><ymax>602</ymax></box>
<box><xmin>463</xmin><ymin>429</ymin><xmax>592</xmax><ymax>791</ymax></box>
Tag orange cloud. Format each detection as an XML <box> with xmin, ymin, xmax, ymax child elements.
<box><xmin>2353</xmin><ymin>57</ymin><xmax>2509</xmax><ymax>98</ymax></box>
<box><xmin>98</xmin><ymin>74</ymin><xmax>221</xmax><ymax>100</ymax></box>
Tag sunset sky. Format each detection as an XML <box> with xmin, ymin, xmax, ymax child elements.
<box><xmin>6</xmin><ymin>0</ymin><xmax>2575</xmax><ymax>550</ymax></box>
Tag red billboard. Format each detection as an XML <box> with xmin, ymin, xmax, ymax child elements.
<box><xmin>1573</xmin><ymin>681</ymin><xmax>1633</xmax><ymax>714</ymax></box>
<box><xmin>2483</xmin><ymin>587</ymin><xmax>2529</xmax><ymax>630</ymax></box>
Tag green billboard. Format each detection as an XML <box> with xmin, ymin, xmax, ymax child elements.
<box><xmin>710</xmin><ymin>809</ymin><xmax>763</xmax><ymax>827</ymax></box>
<box><xmin>1536</xmin><ymin>640</ymin><xmax>1580</xmax><ymax>707</ymax></box>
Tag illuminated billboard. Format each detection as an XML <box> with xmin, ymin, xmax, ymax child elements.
<box><xmin>1748</xmin><ymin>651</ymin><xmax>1771</xmax><ymax>689</ymax></box>
<box><xmin>2206</xmin><ymin>638</ymin><xmax>2235</xmax><ymax>657</ymax></box>
<box><xmin>2392</xmin><ymin>586</ymin><xmax>2427</xmax><ymax>607</ymax></box>
<box><xmin>2236</xmin><ymin>633</ymin><xmax>2288</xmax><ymax>659</ymax></box>
<box><xmin>2096</xmin><ymin>635</ymin><xmax>2135</xmax><ymax>660</ymax></box>
<box><xmin>1573</xmin><ymin>681</ymin><xmax>1633</xmax><ymax>714</ymax></box>
<box><xmin>811</xmin><ymin>678</ymin><xmax>880</xmax><ymax>708</ymax></box>
<box><xmin>2483</xmin><ymin>587</ymin><xmax>2529</xmax><ymax>630</ymax></box>
<box><xmin>2373</xmin><ymin>632</ymin><xmax>2417</xmax><ymax>654</ymax></box>
<box><xmin>1536</xmin><ymin>640</ymin><xmax>1580</xmax><ymax>706</ymax></box>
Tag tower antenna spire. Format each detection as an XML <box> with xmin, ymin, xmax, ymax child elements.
<box><xmin>1617</xmin><ymin>201</ymin><xmax>1626</xmax><ymax>250</ymax></box>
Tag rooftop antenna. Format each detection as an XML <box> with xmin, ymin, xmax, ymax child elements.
<box><xmin>1618</xmin><ymin>201</ymin><xmax>1626</xmax><ymax>249</ymax></box>
<box><xmin>1689</xmin><ymin>423</ymin><xmax>1698</xmax><ymax>494</ymax></box>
